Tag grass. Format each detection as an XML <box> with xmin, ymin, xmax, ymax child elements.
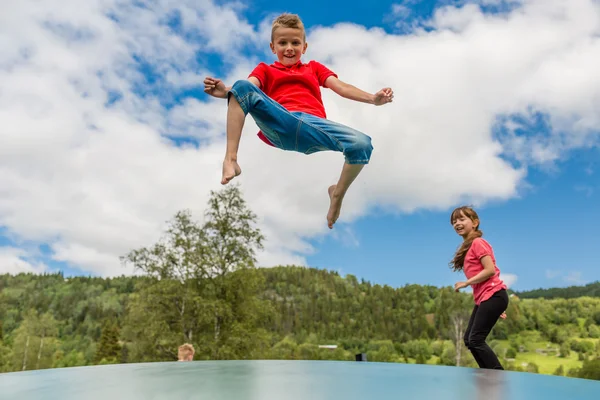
<box><xmin>514</xmin><ymin>351</ymin><xmax>581</xmax><ymax>374</ymax></box>
<box><xmin>405</xmin><ymin>350</ymin><xmax>584</xmax><ymax>376</ymax></box>
<box><xmin>437</xmin><ymin>336</ymin><xmax>590</xmax><ymax>375</ymax></box>
<box><xmin>376</xmin><ymin>335</ymin><xmax>595</xmax><ymax>377</ymax></box>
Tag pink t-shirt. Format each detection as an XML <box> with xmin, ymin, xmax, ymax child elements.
<box><xmin>464</xmin><ymin>238</ymin><xmax>507</xmax><ymax>305</ymax></box>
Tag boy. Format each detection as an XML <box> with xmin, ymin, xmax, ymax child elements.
<box><xmin>178</xmin><ymin>343</ymin><xmax>195</xmax><ymax>361</ymax></box>
<box><xmin>204</xmin><ymin>13</ymin><xmax>393</xmax><ymax>229</ymax></box>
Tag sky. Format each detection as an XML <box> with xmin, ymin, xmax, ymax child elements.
<box><xmin>0</xmin><ymin>0</ymin><xmax>599</xmax><ymax>292</ymax></box>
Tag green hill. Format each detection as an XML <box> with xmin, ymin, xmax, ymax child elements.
<box><xmin>1</xmin><ymin>267</ymin><xmax>599</xmax><ymax>380</ymax></box>
<box><xmin>516</xmin><ymin>281</ymin><xmax>600</xmax><ymax>299</ymax></box>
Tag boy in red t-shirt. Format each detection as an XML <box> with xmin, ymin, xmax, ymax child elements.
<box><xmin>449</xmin><ymin>206</ymin><xmax>509</xmax><ymax>370</ymax></box>
<box><xmin>203</xmin><ymin>13</ymin><xmax>393</xmax><ymax>229</ymax></box>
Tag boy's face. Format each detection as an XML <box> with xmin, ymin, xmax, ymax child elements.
<box><xmin>270</xmin><ymin>27</ymin><xmax>307</xmax><ymax>66</ymax></box>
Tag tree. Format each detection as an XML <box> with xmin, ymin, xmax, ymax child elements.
<box><xmin>559</xmin><ymin>342</ymin><xmax>571</xmax><ymax>358</ymax></box>
<box><xmin>94</xmin><ymin>321</ymin><xmax>121</xmax><ymax>364</ymax></box>
<box><xmin>553</xmin><ymin>365</ymin><xmax>565</xmax><ymax>376</ymax></box>
<box><xmin>199</xmin><ymin>185</ymin><xmax>266</xmax><ymax>354</ymax></box>
<box><xmin>10</xmin><ymin>310</ymin><xmax>58</xmax><ymax>371</ymax></box>
<box><xmin>0</xmin><ymin>341</ymin><xmax>11</xmax><ymax>372</ymax></box>
<box><xmin>202</xmin><ymin>184</ymin><xmax>265</xmax><ymax>275</ymax></box>
<box><xmin>121</xmin><ymin>184</ymin><xmax>271</xmax><ymax>361</ymax></box>
<box><xmin>506</xmin><ymin>347</ymin><xmax>517</xmax><ymax>358</ymax></box>
<box><xmin>439</xmin><ymin>343</ymin><xmax>457</xmax><ymax>366</ymax></box>
<box><xmin>449</xmin><ymin>309</ymin><xmax>470</xmax><ymax>366</ymax></box>
<box><xmin>35</xmin><ymin>313</ymin><xmax>59</xmax><ymax>370</ymax></box>
<box><xmin>526</xmin><ymin>362</ymin><xmax>539</xmax><ymax>373</ymax></box>
<box><xmin>577</xmin><ymin>358</ymin><xmax>600</xmax><ymax>380</ymax></box>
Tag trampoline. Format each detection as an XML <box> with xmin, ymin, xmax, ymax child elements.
<box><xmin>0</xmin><ymin>360</ymin><xmax>598</xmax><ymax>400</ymax></box>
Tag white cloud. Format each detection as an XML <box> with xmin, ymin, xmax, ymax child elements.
<box><xmin>502</xmin><ymin>273</ymin><xmax>518</xmax><ymax>288</ymax></box>
<box><xmin>0</xmin><ymin>247</ymin><xmax>48</xmax><ymax>275</ymax></box>
<box><xmin>546</xmin><ymin>269</ymin><xmax>561</xmax><ymax>279</ymax></box>
<box><xmin>564</xmin><ymin>271</ymin><xmax>585</xmax><ymax>285</ymax></box>
<box><xmin>546</xmin><ymin>269</ymin><xmax>587</xmax><ymax>285</ymax></box>
<box><xmin>0</xmin><ymin>0</ymin><xmax>599</xmax><ymax>277</ymax></box>
<box><xmin>574</xmin><ymin>184</ymin><xmax>594</xmax><ymax>197</ymax></box>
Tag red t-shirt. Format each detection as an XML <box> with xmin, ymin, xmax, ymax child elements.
<box><xmin>463</xmin><ymin>238</ymin><xmax>507</xmax><ymax>305</ymax></box>
<box><xmin>248</xmin><ymin>60</ymin><xmax>337</xmax><ymax>146</ymax></box>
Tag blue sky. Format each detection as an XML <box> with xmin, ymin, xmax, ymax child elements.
<box><xmin>1</xmin><ymin>0</ymin><xmax>598</xmax><ymax>292</ymax></box>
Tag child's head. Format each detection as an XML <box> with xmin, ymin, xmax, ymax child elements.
<box><xmin>270</xmin><ymin>13</ymin><xmax>307</xmax><ymax>66</ymax></box>
<box><xmin>449</xmin><ymin>205</ymin><xmax>483</xmax><ymax>271</ymax></box>
<box><xmin>178</xmin><ymin>343</ymin><xmax>195</xmax><ymax>361</ymax></box>
<box><xmin>450</xmin><ymin>205</ymin><xmax>480</xmax><ymax>237</ymax></box>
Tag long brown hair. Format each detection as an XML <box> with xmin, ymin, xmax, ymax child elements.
<box><xmin>449</xmin><ymin>206</ymin><xmax>482</xmax><ymax>272</ymax></box>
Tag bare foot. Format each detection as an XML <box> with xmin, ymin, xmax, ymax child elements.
<box><xmin>327</xmin><ymin>184</ymin><xmax>343</xmax><ymax>229</ymax></box>
<box><xmin>221</xmin><ymin>159</ymin><xmax>241</xmax><ymax>185</ymax></box>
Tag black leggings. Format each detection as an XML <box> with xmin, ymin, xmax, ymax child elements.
<box><xmin>464</xmin><ymin>289</ymin><xmax>509</xmax><ymax>369</ymax></box>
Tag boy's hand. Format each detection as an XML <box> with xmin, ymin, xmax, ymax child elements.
<box><xmin>373</xmin><ymin>87</ymin><xmax>393</xmax><ymax>106</ymax></box>
<box><xmin>204</xmin><ymin>77</ymin><xmax>228</xmax><ymax>98</ymax></box>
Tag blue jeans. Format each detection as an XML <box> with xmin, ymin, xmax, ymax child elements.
<box><xmin>228</xmin><ymin>80</ymin><xmax>373</xmax><ymax>164</ymax></box>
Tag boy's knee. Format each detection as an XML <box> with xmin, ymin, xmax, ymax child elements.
<box><xmin>231</xmin><ymin>79</ymin><xmax>259</xmax><ymax>94</ymax></box>
<box><xmin>229</xmin><ymin>80</ymin><xmax>260</xmax><ymax>112</ymax></box>
<box><xmin>359</xmin><ymin>134</ymin><xmax>373</xmax><ymax>152</ymax></box>
<box><xmin>232</xmin><ymin>79</ymin><xmax>251</xmax><ymax>90</ymax></box>
<box><xmin>347</xmin><ymin>133</ymin><xmax>373</xmax><ymax>163</ymax></box>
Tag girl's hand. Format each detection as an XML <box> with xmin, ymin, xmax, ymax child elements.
<box><xmin>500</xmin><ymin>312</ymin><xmax>507</xmax><ymax>319</ymax></box>
<box><xmin>454</xmin><ymin>281</ymin><xmax>469</xmax><ymax>291</ymax></box>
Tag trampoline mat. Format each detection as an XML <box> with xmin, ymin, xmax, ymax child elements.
<box><xmin>0</xmin><ymin>360</ymin><xmax>598</xmax><ymax>400</ymax></box>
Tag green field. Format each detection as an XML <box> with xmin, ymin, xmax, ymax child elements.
<box><xmin>404</xmin><ymin>337</ymin><xmax>596</xmax><ymax>376</ymax></box>
<box><xmin>515</xmin><ymin>351</ymin><xmax>581</xmax><ymax>374</ymax></box>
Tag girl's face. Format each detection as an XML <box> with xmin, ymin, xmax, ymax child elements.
<box><xmin>452</xmin><ymin>211</ymin><xmax>478</xmax><ymax>238</ymax></box>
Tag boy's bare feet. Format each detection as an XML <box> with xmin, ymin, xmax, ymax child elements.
<box><xmin>221</xmin><ymin>159</ymin><xmax>241</xmax><ymax>185</ymax></box>
<box><xmin>327</xmin><ymin>184</ymin><xmax>343</xmax><ymax>229</ymax></box>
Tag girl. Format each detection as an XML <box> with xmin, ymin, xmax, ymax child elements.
<box><xmin>449</xmin><ymin>206</ymin><xmax>508</xmax><ymax>370</ymax></box>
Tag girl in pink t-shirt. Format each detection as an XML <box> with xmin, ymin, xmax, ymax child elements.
<box><xmin>449</xmin><ymin>206</ymin><xmax>509</xmax><ymax>370</ymax></box>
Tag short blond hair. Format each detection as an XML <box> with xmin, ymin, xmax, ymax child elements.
<box><xmin>178</xmin><ymin>343</ymin><xmax>195</xmax><ymax>360</ymax></box>
<box><xmin>271</xmin><ymin>13</ymin><xmax>306</xmax><ymax>41</ymax></box>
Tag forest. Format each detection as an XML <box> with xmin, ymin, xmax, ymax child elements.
<box><xmin>0</xmin><ymin>185</ymin><xmax>599</xmax><ymax>381</ymax></box>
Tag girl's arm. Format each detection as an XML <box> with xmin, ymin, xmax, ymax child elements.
<box><xmin>466</xmin><ymin>256</ymin><xmax>496</xmax><ymax>285</ymax></box>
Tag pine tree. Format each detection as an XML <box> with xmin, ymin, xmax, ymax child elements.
<box><xmin>94</xmin><ymin>321</ymin><xmax>121</xmax><ymax>364</ymax></box>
